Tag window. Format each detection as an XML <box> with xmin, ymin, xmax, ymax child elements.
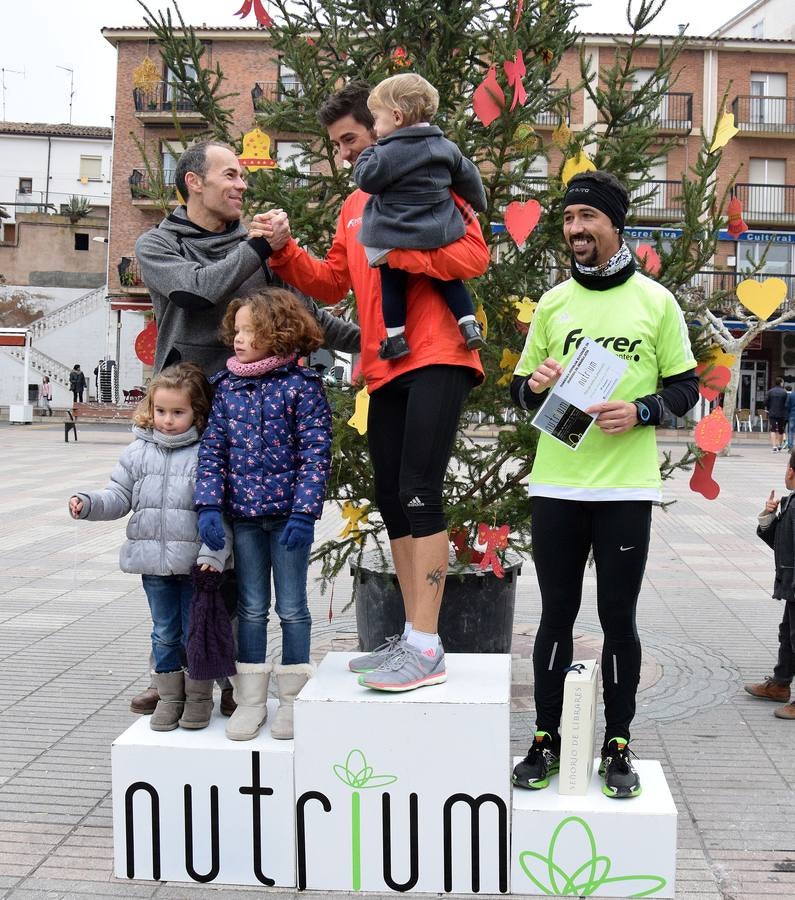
<box><xmin>276</xmin><ymin>141</ymin><xmax>310</xmax><ymax>186</ymax></box>
<box><xmin>79</xmin><ymin>155</ymin><xmax>102</xmax><ymax>181</ymax></box>
<box><xmin>748</xmin><ymin>158</ymin><xmax>786</xmax><ymax>217</ymax></box>
<box><xmin>165</xmin><ymin>60</ymin><xmax>198</xmax><ymax>110</ymax></box>
<box><xmin>74</xmin><ymin>233</ymin><xmax>89</xmax><ymax>251</ymax></box>
<box><xmin>161</xmin><ymin>142</ymin><xmax>180</xmax><ymax>185</ymax></box>
<box><xmin>278</xmin><ymin>60</ymin><xmax>304</xmax><ymax>99</ymax></box>
<box><xmin>751</xmin><ymin>20</ymin><xmax>765</xmax><ymax>39</ymax></box>
<box><xmin>18</xmin><ymin>177</ymin><xmax>32</xmax><ymax>194</ymax></box>
<box><xmin>750</xmin><ymin>72</ymin><xmax>787</xmax><ymax>125</ymax></box>
<box><xmin>630</xmin><ymin>159</ymin><xmax>671</xmax><ymax>216</ymax></box>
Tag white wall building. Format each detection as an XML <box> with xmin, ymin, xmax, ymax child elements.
<box><xmin>0</xmin><ymin>123</ymin><xmax>113</xmax><ymax>238</ymax></box>
<box><xmin>711</xmin><ymin>0</ymin><xmax>795</xmax><ymax>39</ymax></box>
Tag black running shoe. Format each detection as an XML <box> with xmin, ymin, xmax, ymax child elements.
<box><xmin>512</xmin><ymin>731</ymin><xmax>560</xmax><ymax>790</ymax></box>
<box><xmin>378</xmin><ymin>334</ymin><xmax>410</xmax><ymax>360</ymax></box>
<box><xmin>599</xmin><ymin>737</ymin><xmax>641</xmax><ymax>799</ymax></box>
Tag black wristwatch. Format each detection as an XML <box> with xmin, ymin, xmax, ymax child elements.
<box><xmin>633</xmin><ymin>400</ymin><xmax>651</xmax><ymax>425</ymax></box>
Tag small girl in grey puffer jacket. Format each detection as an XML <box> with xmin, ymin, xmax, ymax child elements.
<box><xmin>68</xmin><ymin>363</ymin><xmax>231</xmax><ymax>733</ymax></box>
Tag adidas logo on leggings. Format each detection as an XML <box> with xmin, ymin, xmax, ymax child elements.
<box><xmin>406</xmin><ymin>496</ymin><xmax>424</xmax><ymax>507</ymax></box>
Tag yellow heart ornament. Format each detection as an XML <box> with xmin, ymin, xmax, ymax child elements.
<box><xmin>736</xmin><ymin>277</ymin><xmax>788</xmax><ymax>320</ymax></box>
<box><xmin>561</xmin><ymin>151</ymin><xmax>596</xmax><ymax>186</ymax></box>
<box><xmin>347</xmin><ymin>385</ymin><xmax>370</xmax><ymax>435</ymax></box>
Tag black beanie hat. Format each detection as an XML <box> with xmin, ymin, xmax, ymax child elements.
<box><xmin>562</xmin><ymin>174</ymin><xmax>629</xmax><ymax>233</ymax></box>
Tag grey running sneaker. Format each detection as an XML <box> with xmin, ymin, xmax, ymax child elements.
<box><xmin>348</xmin><ymin>635</ymin><xmax>403</xmax><ymax>674</ymax></box>
<box><xmin>358</xmin><ymin>641</ymin><xmax>446</xmax><ymax>692</ymax></box>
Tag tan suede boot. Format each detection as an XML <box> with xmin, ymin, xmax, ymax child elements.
<box><xmin>226</xmin><ymin>662</ymin><xmax>271</xmax><ymax>741</ymax></box>
<box><xmin>179</xmin><ymin>674</ymin><xmax>214</xmax><ymax>729</ymax></box>
<box><xmin>150</xmin><ymin>671</ymin><xmax>185</xmax><ymax>732</ymax></box>
<box><xmin>271</xmin><ymin>663</ymin><xmax>313</xmax><ymax>740</ymax></box>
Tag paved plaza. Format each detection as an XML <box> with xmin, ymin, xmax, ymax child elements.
<box><xmin>1</xmin><ymin>420</ymin><xmax>794</xmax><ymax>899</ymax></box>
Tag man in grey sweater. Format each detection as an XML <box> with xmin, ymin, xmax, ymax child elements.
<box><xmin>136</xmin><ymin>140</ymin><xmax>360</xmax><ymax>377</ymax></box>
<box><xmin>131</xmin><ymin>140</ymin><xmax>359</xmax><ymax>716</ymax></box>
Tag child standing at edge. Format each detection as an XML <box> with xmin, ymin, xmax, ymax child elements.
<box><xmin>353</xmin><ymin>73</ymin><xmax>488</xmax><ymax>361</ymax></box>
<box><xmin>195</xmin><ymin>288</ymin><xmax>332</xmax><ymax>741</ymax></box>
<box><xmin>68</xmin><ymin>363</ymin><xmax>231</xmax><ymax>732</ymax></box>
<box><xmin>745</xmin><ymin>449</ymin><xmax>795</xmax><ymax>719</ymax></box>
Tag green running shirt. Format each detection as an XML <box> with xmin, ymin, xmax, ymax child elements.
<box><xmin>515</xmin><ymin>272</ymin><xmax>696</xmax><ymax>501</ymax></box>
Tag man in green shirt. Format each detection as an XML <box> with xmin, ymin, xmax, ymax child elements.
<box><xmin>510</xmin><ymin>171</ymin><xmax>699</xmax><ymax>798</ymax></box>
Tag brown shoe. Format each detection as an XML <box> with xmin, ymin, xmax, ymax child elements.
<box><xmin>130</xmin><ymin>686</ymin><xmax>159</xmax><ymax>715</ymax></box>
<box><xmin>220</xmin><ymin>687</ymin><xmax>237</xmax><ymax>717</ymax></box>
<box><xmin>774</xmin><ymin>702</ymin><xmax>795</xmax><ymax>719</ymax></box>
<box><xmin>744</xmin><ymin>678</ymin><xmax>790</xmax><ymax>702</ymax></box>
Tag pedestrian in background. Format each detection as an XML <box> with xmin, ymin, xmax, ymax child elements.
<box><xmin>785</xmin><ymin>384</ymin><xmax>795</xmax><ymax>451</ymax></box>
<box><xmin>766</xmin><ymin>376</ymin><xmax>788</xmax><ymax>452</ymax></box>
<box><xmin>69</xmin><ymin>364</ymin><xmax>86</xmax><ymax>404</ymax></box>
<box><xmin>40</xmin><ymin>376</ymin><xmax>53</xmax><ymax>416</ymax></box>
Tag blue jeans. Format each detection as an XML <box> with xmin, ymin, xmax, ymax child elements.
<box><xmin>233</xmin><ymin>517</ymin><xmax>312</xmax><ymax>665</ymax></box>
<box><xmin>141</xmin><ymin>574</ymin><xmax>192</xmax><ymax>673</ymax></box>
<box><xmin>787</xmin><ymin>419</ymin><xmax>795</xmax><ymax>448</ymax></box>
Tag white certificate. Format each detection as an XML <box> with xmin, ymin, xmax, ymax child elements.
<box><xmin>531</xmin><ymin>337</ymin><xmax>628</xmax><ymax>450</ymax></box>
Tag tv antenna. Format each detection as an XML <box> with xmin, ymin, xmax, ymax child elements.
<box><xmin>56</xmin><ymin>65</ymin><xmax>75</xmax><ymax>124</ymax></box>
<box><xmin>1</xmin><ymin>67</ymin><xmax>24</xmax><ymax>121</ymax></box>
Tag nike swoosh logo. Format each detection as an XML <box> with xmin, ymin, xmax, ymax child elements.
<box><xmin>619</xmin><ymin>546</ymin><xmax>635</xmax><ymax>551</ymax></box>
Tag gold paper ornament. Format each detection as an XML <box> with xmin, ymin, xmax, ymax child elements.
<box><xmin>239</xmin><ymin>128</ymin><xmax>276</xmax><ymax>171</ymax></box>
<box><xmin>133</xmin><ymin>57</ymin><xmax>160</xmax><ymax>94</ymax></box>
<box><xmin>552</xmin><ymin>120</ymin><xmax>571</xmax><ymax>149</ymax></box>
<box><xmin>497</xmin><ymin>349</ymin><xmax>521</xmax><ymax>386</ymax></box>
<box><xmin>347</xmin><ymin>386</ymin><xmax>370</xmax><ymax>435</ymax></box>
<box><xmin>561</xmin><ymin>150</ymin><xmax>596</xmax><ymax>186</ymax></box>
<box><xmin>475</xmin><ymin>303</ymin><xmax>488</xmax><ymax>339</ymax></box>
<box><xmin>709</xmin><ymin>109</ymin><xmax>739</xmax><ymax>153</ymax></box>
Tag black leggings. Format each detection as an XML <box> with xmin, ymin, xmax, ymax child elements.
<box><xmin>531</xmin><ymin>497</ymin><xmax>652</xmax><ymax>745</ymax></box>
<box><xmin>367</xmin><ymin>365</ymin><xmax>475</xmax><ymax>538</ymax></box>
<box><xmin>380</xmin><ymin>265</ymin><xmax>475</xmax><ymax>328</ymax></box>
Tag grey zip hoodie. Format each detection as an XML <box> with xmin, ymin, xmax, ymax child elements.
<box><xmin>135</xmin><ymin>208</ymin><xmax>360</xmax><ymax>376</ymax></box>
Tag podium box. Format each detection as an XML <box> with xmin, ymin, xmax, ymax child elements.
<box><xmin>511</xmin><ymin>759</ymin><xmax>676</xmax><ymax>897</ymax></box>
<box><xmin>112</xmin><ymin>702</ymin><xmax>296</xmax><ymax>887</ymax></box>
<box><xmin>294</xmin><ymin>652</ymin><xmax>511</xmax><ymax>894</ymax></box>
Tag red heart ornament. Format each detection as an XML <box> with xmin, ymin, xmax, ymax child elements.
<box><xmin>473</xmin><ymin>66</ymin><xmax>505</xmax><ymax>127</ymax></box>
<box><xmin>695</xmin><ymin>363</ymin><xmax>731</xmax><ymax>402</ymax></box>
<box><xmin>690</xmin><ymin>451</ymin><xmax>720</xmax><ymax>500</ymax></box>
<box><xmin>504</xmin><ymin>199</ymin><xmax>541</xmax><ymax>246</ymax></box>
<box><xmin>694</xmin><ymin>406</ymin><xmax>732</xmax><ymax>453</ymax></box>
<box><xmin>636</xmin><ymin>243</ymin><xmax>661</xmax><ymax>276</ymax></box>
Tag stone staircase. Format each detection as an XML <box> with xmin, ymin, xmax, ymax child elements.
<box><xmin>2</xmin><ymin>285</ymin><xmax>107</xmax><ymax>388</ymax></box>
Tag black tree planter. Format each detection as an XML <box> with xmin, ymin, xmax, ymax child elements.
<box><xmin>351</xmin><ymin>550</ymin><xmax>522</xmax><ymax>653</ymax></box>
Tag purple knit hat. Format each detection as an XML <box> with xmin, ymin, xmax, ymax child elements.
<box><xmin>187</xmin><ymin>566</ymin><xmax>236</xmax><ymax>680</ymax></box>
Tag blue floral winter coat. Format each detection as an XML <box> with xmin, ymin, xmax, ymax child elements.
<box><xmin>195</xmin><ymin>363</ymin><xmax>332</xmax><ymax>520</ymax></box>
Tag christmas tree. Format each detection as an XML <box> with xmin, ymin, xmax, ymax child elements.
<box><xmin>140</xmin><ymin>0</ymin><xmax>739</xmax><ymax>580</ymax></box>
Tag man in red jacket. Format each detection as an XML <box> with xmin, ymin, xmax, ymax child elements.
<box><xmin>253</xmin><ymin>81</ymin><xmax>489</xmax><ymax>692</ymax></box>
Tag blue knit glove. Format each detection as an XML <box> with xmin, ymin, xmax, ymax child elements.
<box><xmin>198</xmin><ymin>508</ymin><xmax>225</xmax><ymax>552</ymax></box>
<box><xmin>279</xmin><ymin>512</ymin><xmax>315</xmax><ymax>550</ymax></box>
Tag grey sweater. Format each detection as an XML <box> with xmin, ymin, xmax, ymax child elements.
<box><xmin>135</xmin><ymin>209</ymin><xmax>360</xmax><ymax>376</ymax></box>
<box><xmin>354</xmin><ymin>124</ymin><xmax>487</xmax><ymax>249</ymax></box>
<box><xmin>74</xmin><ymin>426</ymin><xmax>231</xmax><ymax>576</ymax></box>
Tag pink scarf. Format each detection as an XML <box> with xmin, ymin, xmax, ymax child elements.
<box><xmin>226</xmin><ymin>353</ymin><xmax>296</xmax><ymax>377</ymax></box>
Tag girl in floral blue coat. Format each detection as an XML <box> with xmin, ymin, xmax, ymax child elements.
<box><xmin>195</xmin><ymin>288</ymin><xmax>332</xmax><ymax>741</ymax></box>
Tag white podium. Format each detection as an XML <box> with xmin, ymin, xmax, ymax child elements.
<box><xmin>294</xmin><ymin>652</ymin><xmax>511</xmax><ymax>894</ymax></box>
<box><xmin>111</xmin><ymin>702</ymin><xmax>296</xmax><ymax>887</ymax></box>
<box><xmin>511</xmin><ymin>759</ymin><xmax>677</xmax><ymax>897</ymax></box>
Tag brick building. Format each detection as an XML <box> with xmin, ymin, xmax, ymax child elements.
<box><xmin>102</xmin><ymin>18</ymin><xmax>795</xmax><ymax>410</ymax></box>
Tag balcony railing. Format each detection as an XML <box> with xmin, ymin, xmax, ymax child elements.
<box><xmin>533</xmin><ymin>90</ymin><xmax>570</xmax><ymax>127</ymax></box>
<box><xmin>650</xmin><ymin>92</ymin><xmax>692</xmax><ymax>132</ymax></box>
<box><xmin>731</xmin><ymin>95</ymin><xmax>795</xmax><ymax>134</ymax></box>
<box><xmin>117</xmin><ymin>256</ymin><xmax>146</xmax><ymax>292</ymax></box>
<box><xmin>732</xmin><ymin>183</ymin><xmax>795</xmax><ymax>225</ymax></box>
<box><xmin>133</xmin><ymin>81</ymin><xmax>199</xmax><ymax>114</ymax></box>
<box><xmin>251</xmin><ymin>79</ymin><xmax>305</xmax><ymax>111</ymax></box>
<box><xmin>689</xmin><ymin>270</ymin><xmax>795</xmax><ymax>316</ymax></box>
<box><xmin>129</xmin><ymin>169</ymin><xmax>177</xmax><ymax>205</ymax></box>
<box><xmin>630</xmin><ymin>180</ymin><xmax>684</xmax><ymax>221</ymax></box>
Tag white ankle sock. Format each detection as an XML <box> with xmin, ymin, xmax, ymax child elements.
<box><xmin>457</xmin><ymin>314</ymin><xmax>477</xmax><ymax>325</ymax></box>
<box><xmin>402</xmin><ymin>622</ymin><xmax>413</xmax><ymax>639</ymax></box>
<box><xmin>407</xmin><ymin>629</ymin><xmax>439</xmax><ymax>654</ymax></box>
<box><xmin>386</xmin><ymin>326</ymin><xmax>405</xmax><ymax>337</ymax></box>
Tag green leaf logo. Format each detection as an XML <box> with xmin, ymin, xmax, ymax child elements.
<box><xmin>518</xmin><ymin>815</ymin><xmax>667</xmax><ymax>897</ymax></box>
<box><xmin>332</xmin><ymin>749</ymin><xmax>398</xmax><ymax>890</ymax></box>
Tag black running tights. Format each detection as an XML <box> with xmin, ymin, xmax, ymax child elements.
<box><xmin>531</xmin><ymin>497</ymin><xmax>652</xmax><ymax>744</ymax></box>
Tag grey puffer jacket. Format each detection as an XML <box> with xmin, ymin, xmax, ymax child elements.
<box><xmin>73</xmin><ymin>426</ymin><xmax>231</xmax><ymax>576</ymax></box>
<box><xmin>136</xmin><ymin>208</ymin><xmax>361</xmax><ymax>376</ymax></box>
